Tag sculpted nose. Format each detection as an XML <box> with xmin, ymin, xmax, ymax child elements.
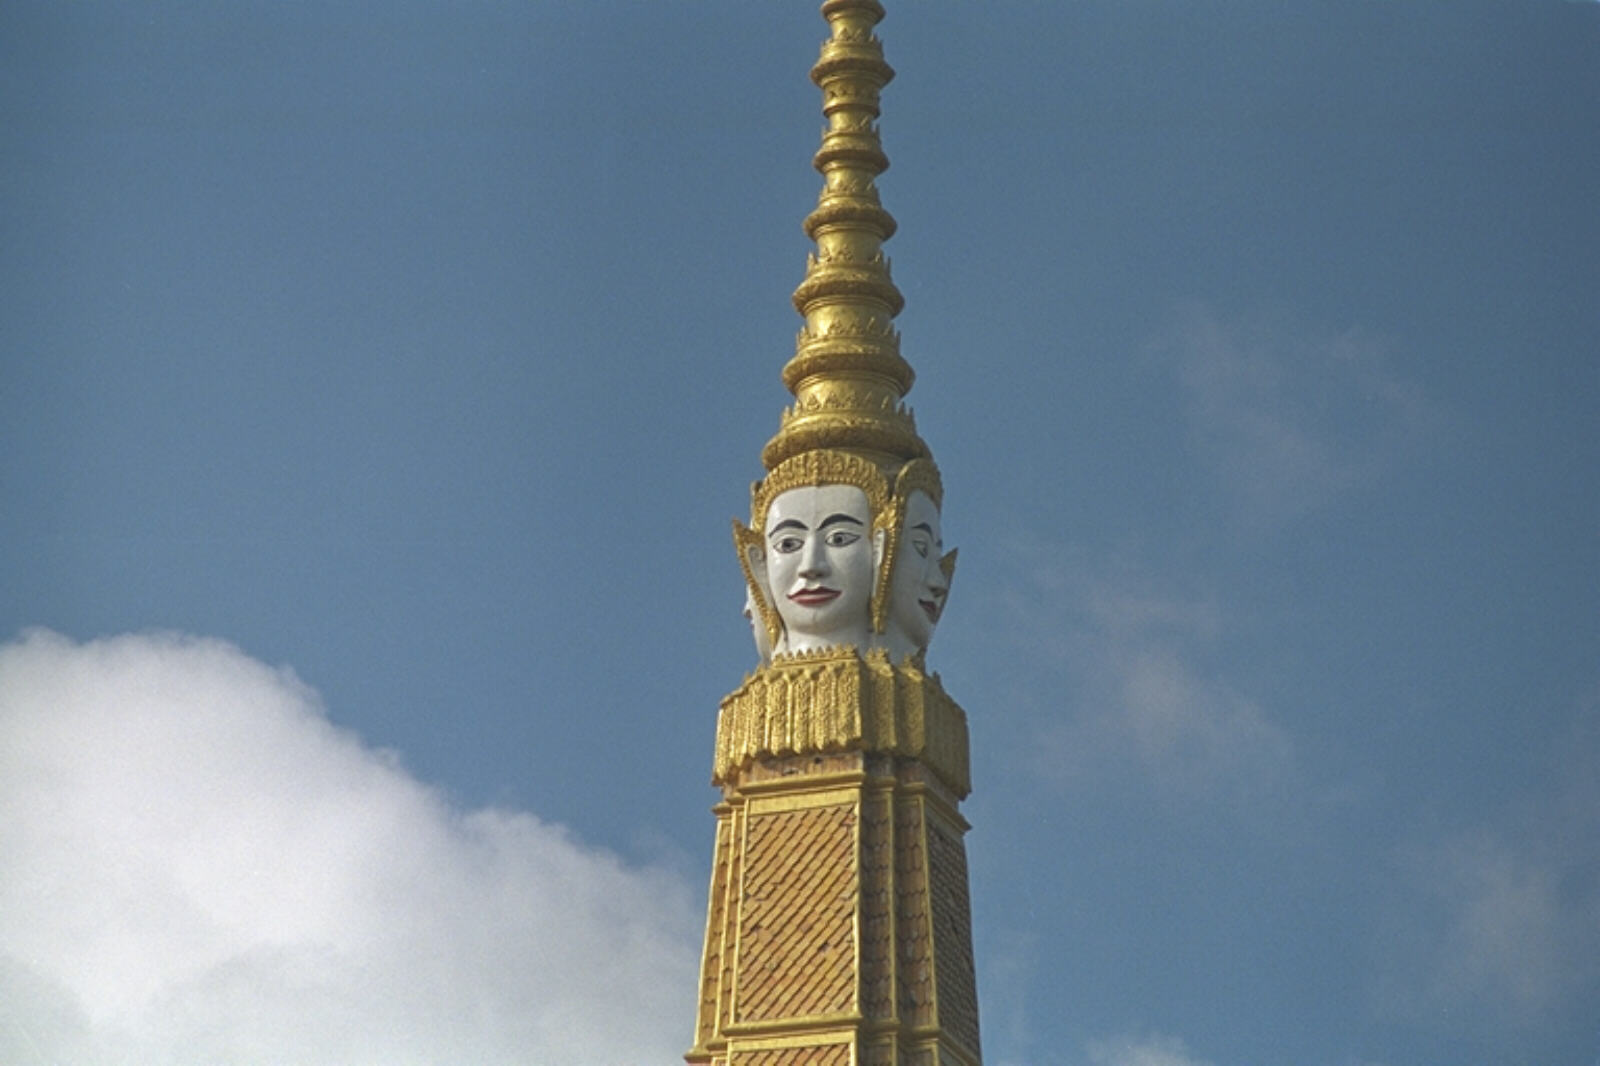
<box><xmin>798</xmin><ymin>536</ymin><xmax>829</xmax><ymax>578</ymax></box>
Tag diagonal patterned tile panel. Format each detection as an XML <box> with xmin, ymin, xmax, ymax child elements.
<box><xmin>736</xmin><ymin>803</ymin><xmax>859</xmax><ymax>1022</ymax></box>
<box><xmin>731</xmin><ymin>1043</ymin><xmax>852</xmax><ymax>1066</ymax></box>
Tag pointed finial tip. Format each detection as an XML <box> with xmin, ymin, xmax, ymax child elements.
<box><xmin>759</xmin><ymin>0</ymin><xmax>935</xmax><ymax>473</ymax></box>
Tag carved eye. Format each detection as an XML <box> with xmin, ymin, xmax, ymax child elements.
<box><xmin>910</xmin><ymin>536</ymin><xmax>930</xmax><ymax>559</ymax></box>
<box><xmin>773</xmin><ymin>535</ymin><xmax>804</xmax><ymax>554</ymax></box>
<box><xmin>825</xmin><ymin>529</ymin><xmax>860</xmax><ymax>548</ymax></box>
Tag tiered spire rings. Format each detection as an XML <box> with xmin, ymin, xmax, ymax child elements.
<box><xmin>762</xmin><ymin>0</ymin><xmax>931</xmax><ymax>472</ymax></box>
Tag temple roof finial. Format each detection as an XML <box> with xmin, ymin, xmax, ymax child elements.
<box><xmin>761</xmin><ymin>0</ymin><xmax>931</xmax><ymax>472</ymax></box>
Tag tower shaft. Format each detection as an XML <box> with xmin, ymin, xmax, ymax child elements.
<box><xmin>689</xmin><ymin>752</ymin><xmax>979</xmax><ymax>1066</ymax></box>
<box><xmin>688</xmin><ymin>656</ymin><xmax>980</xmax><ymax>1066</ymax></box>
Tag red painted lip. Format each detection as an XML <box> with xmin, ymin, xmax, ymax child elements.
<box><xmin>919</xmin><ymin>599</ymin><xmax>942</xmax><ymax>622</ymax></box>
<box><xmin>789</xmin><ymin>587</ymin><xmax>841</xmax><ymax>607</ymax></box>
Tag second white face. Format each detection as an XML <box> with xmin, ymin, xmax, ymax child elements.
<box><xmin>743</xmin><ymin>587</ymin><xmax>773</xmax><ymax>664</ymax></box>
<box><xmin>883</xmin><ymin>489</ymin><xmax>947</xmax><ymax>661</ymax></box>
<box><xmin>764</xmin><ymin>483</ymin><xmax>878</xmax><ymax>655</ymax></box>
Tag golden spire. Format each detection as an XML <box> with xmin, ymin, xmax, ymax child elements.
<box><xmin>688</xmin><ymin>9</ymin><xmax>983</xmax><ymax>1064</ymax></box>
<box><xmin>762</xmin><ymin>0</ymin><xmax>931</xmax><ymax>472</ymax></box>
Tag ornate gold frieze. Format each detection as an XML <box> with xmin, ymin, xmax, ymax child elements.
<box><xmin>748</xmin><ymin>449</ymin><xmax>892</xmax><ymax>527</ymax></box>
<box><xmin>714</xmin><ymin>649</ymin><xmax>970</xmax><ymax>799</ymax></box>
<box><xmin>795</xmin><ymin>317</ymin><xmax>899</xmax><ymax>340</ymax></box>
<box><xmin>789</xmin><ymin>383</ymin><xmax>901</xmax><ymax>417</ymax></box>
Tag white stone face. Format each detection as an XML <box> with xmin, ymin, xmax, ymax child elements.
<box><xmin>764</xmin><ymin>484</ymin><xmax>879</xmax><ymax>655</ymax></box>
<box><xmin>882</xmin><ymin>490</ymin><xmax>947</xmax><ymax>662</ymax></box>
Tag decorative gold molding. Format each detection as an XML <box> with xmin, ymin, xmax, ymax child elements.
<box><xmin>724</xmin><ymin>1019</ymin><xmax>861</xmax><ymax>1041</ymax></box>
<box><xmin>746</xmin><ymin>787</ymin><xmax>863</xmax><ymax>815</ymax></box>
<box><xmin>714</xmin><ymin>648</ymin><xmax>970</xmax><ymax>798</ymax></box>
<box><xmin>750</xmin><ymin>448</ymin><xmax>892</xmax><ymax>525</ymax></box>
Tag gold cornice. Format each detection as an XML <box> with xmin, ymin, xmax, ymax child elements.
<box><xmin>746</xmin><ymin>786</ymin><xmax>863</xmax><ymax>814</ymax></box>
<box><xmin>714</xmin><ymin>648</ymin><xmax>971</xmax><ymax>798</ymax></box>
<box><xmin>723</xmin><ymin>1016</ymin><xmax>863</xmax><ymax>1039</ymax></box>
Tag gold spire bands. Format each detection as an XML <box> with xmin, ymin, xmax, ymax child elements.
<box><xmin>763</xmin><ymin>0</ymin><xmax>930</xmax><ymax>471</ymax></box>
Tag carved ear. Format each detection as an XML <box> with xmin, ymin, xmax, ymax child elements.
<box><xmin>733</xmin><ymin>519</ymin><xmax>784</xmax><ymax>649</ymax></box>
<box><xmin>938</xmin><ymin>547</ymin><xmax>958</xmax><ymax>587</ymax></box>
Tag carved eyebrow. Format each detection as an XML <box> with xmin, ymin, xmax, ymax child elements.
<box><xmin>769</xmin><ymin>518</ymin><xmax>809</xmax><ymax>535</ymax></box>
<box><xmin>819</xmin><ymin>513</ymin><xmax>865</xmax><ymax>529</ymax></box>
<box><xmin>911</xmin><ymin>522</ymin><xmax>935</xmax><ymax>535</ymax></box>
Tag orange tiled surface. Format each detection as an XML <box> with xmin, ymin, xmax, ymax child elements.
<box><xmin>735</xmin><ymin>803</ymin><xmax>858</xmax><ymax>1021</ymax></box>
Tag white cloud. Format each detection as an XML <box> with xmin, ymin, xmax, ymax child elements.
<box><xmin>1154</xmin><ymin>302</ymin><xmax>1433</xmax><ymax>529</ymax></box>
<box><xmin>1424</xmin><ymin>835</ymin><xmax>1576</xmax><ymax>1011</ymax></box>
<box><xmin>1086</xmin><ymin>1032</ymin><xmax>1212</xmax><ymax>1066</ymax></box>
<box><xmin>0</xmin><ymin>629</ymin><xmax>699</xmax><ymax>1065</ymax></box>
<box><xmin>1000</xmin><ymin>540</ymin><xmax>1294</xmax><ymax>803</ymax></box>
<box><xmin>1372</xmin><ymin>828</ymin><xmax>1599</xmax><ymax>1032</ymax></box>
<box><xmin>1369</xmin><ymin>701</ymin><xmax>1600</xmax><ymax>1033</ymax></box>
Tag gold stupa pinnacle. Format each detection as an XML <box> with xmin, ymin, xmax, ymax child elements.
<box><xmin>762</xmin><ymin>0</ymin><xmax>931</xmax><ymax>471</ymax></box>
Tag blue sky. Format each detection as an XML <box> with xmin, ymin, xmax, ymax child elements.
<box><xmin>2</xmin><ymin>2</ymin><xmax>1596</xmax><ymax>1064</ymax></box>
